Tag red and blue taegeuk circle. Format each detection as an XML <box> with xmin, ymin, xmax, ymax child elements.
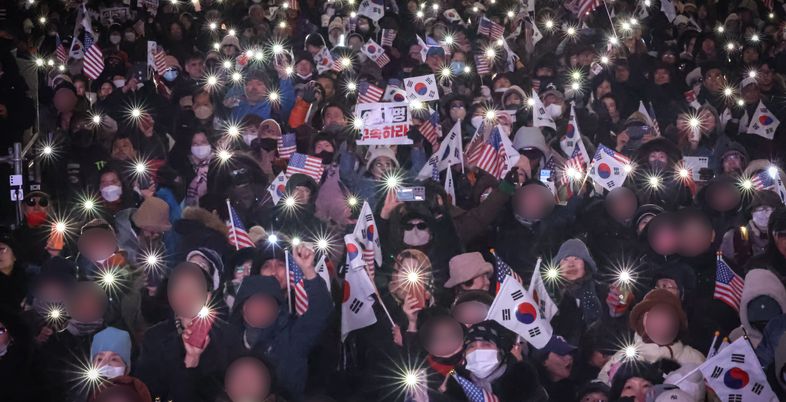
<box><xmin>723</xmin><ymin>367</ymin><xmax>750</xmax><ymax>389</ymax></box>
<box><xmin>515</xmin><ymin>302</ymin><xmax>538</xmax><ymax>324</ymax></box>
<box><xmin>597</xmin><ymin>162</ymin><xmax>612</xmax><ymax>179</ymax></box>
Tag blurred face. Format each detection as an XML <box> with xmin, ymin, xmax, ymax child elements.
<box><xmin>93</xmin><ymin>351</ymin><xmax>128</xmax><ymax>372</ymax></box>
<box><xmin>245</xmin><ymin>79</ymin><xmax>267</xmax><ymax>102</ymax></box>
<box><xmin>596</xmin><ymin>80</ymin><xmax>612</xmax><ymax>98</ymax></box>
<box><xmin>185</xmin><ymin>58</ymin><xmax>204</xmax><ymax>78</ymax></box>
<box><xmin>111</xmin><ymin>138</ymin><xmax>136</xmax><ymax>161</ymax></box>
<box><xmin>74</xmin><ymin>80</ymin><xmax>86</xmax><ymax>96</ymax></box>
<box><xmin>559</xmin><ymin>256</ymin><xmax>586</xmax><ymax>282</ymax></box>
<box><xmin>53</xmin><ymin>89</ymin><xmax>77</xmax><ymax>113</ymax></box>
<box><xmin>643</xmin><ymin>304</ymin><xmax>679</xmax><ymax>345</ymax></box>
<box><xmin>655</xmin><ymin>278</ymin><xmax>679</xmax><ymax>297</ymax></box>
<box><xmin>653</xmin><ymin>68</ymin><xmax>670</xmax><ymax>85</ymax></box>
<box><xmin>242</xmin><ymin>294</ymin><xmax>279</xmax><ymax>328</ymax></box>
<box><xmin>544</xmin><ymin>352</ymin><xmax>573</xmax><ymax>381</ymax></box>
<box><xmin>259</xmin><ymin>259</ymin><xmax>287</xmax><ymax>290</ymax></box>
<box><xmin>452</xmin><ymin>301</ymin><xmax>489</xmax><ymax>328</ymax></box>
<box><xmin>225</xmin><ymin>359</ymin><xmax>271</xmax><ymax>402</ymax></box>
<box><xmin>606</xmin><ymin>189</ymin><xmax>637</xmax><ymax>225</ymax></box>
<box><xmin>620</xmin><ymin>377</ymin><xmax>652</xmax><ymax>402</ymax></box>
<box><xmin>370</xmin><ymin>156</ymin><xmax>395</xmax><ymax>179</ymax></box>
<box><xmin>292</xmin><ymin>185</ymin><xmax>312</xmax><ymax>204</ymax></box>
<box><xmin>648</xmin><ymin>151</ymin><xmax>668</xmax><ymax>168</ymax></box>
<box><xmin>679</xmin><ymin>219</ymin><xmax>714</xmax><ymax>257</ymax></box>
<box><xmin>703</xmin><ymin>69</ymin><xmax>724</xmax><ymax>93</ymax></box>
<box><xmin>649</xmin><ymin>222</ymin><xmax>679</xmax><ymax>255</ymax></box>
<box><xmin>0</xmin><ymin>242</ymin><xmax>15</xmax><ymax>271</ymax></box>
<box><xmin>68</xmin><ymin>290</ymin><xmax>104</xmax><ymax>322</ymax></box>
<box><xmin>323</xmin><ymin>106</ymin><xmax>346</xmax><ymax>128</ymax></box>
<box><xmin>741</xmin><ymin>84</ymin><xmax>760</xmax><ymax>105</ymax></box>
<box><xmin>168</xmin><ymin>271</ymin><xmax>209</xmax><ymax>318</ymax></box>
<box><xmin>426</xmin><ymin>320</ymin><xmax>464</xmax><ymax>357</ymax></box>
<box><xmin>513</xmin><ymin>186</ymin><xmax>553</xmax><ymax>221</ymax></box>
<box><xmin>707</xmin><ymin>184</ymin><xmax>741</xmax><ymax>212</ymax></box>
<box><xmin>722</xmin><ymin>153</ymin><xmax>744</xmax><ymax>175</ymax></box>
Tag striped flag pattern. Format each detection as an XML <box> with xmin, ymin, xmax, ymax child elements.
<box><xmin>277</xmin><ymin>133</ymin><xmax>297</xmax><ymax>159</ymax></box>
<box><xmin>467</xmin><ymin>126</ymin><xmax>508</xmax><ymax>178</ymax></box>
<box><xmin>286</xmin><ymin>153</ymin><xmax>324</xmax><ymax>181</ymax></box>
<box><xmin>578</xmin><ymin>0</ymin><xmax>603</xmax><ymax>19</ymax></box>
<box><xmin>154</xmin><ymin>49</ymin><xmax>167</xmax><ymax>75</ymax></box>
<box><xmin>227</xmin><ymin>203</ymin><xmax>255</xmax><ymax>249</ymax></box>
<box><xmin>287</xmin><ymin>251</ymin><xmax>309</xmax><ymax>315</ymax></box>
<box><xmin>381</xmin><ymin>29</ymin><xmax>397</xmax><ymax>46</ymax></box>
<box><xmin>493</xmin><ymin>253</ymin><xmax>522</xmax><ymax>293</ymax></box>
<box><xmin>714</xmin><ymin>254</ymin><xmax>744</xmax><ymax>311</ymax></box>
<box><xmin>751</xmin><ymin>170</ymin><xmax>775</xmax><ymax>190</ymax></box>
<box><xmin>357</xmin><ymin>81</ymin><xmax>384</xmax><ymax>104</ymax></box>
<box><xmin>453</xmin><ymin>371</ymin><xmax>500</xmax><ymax>402</ymax></box>
<box><xmin>418</xmin><ymin>108</ymin><xmax>441</xmax><ymax>148</ymax></box>
<box><xmin>474</xmin><ymin>53</ymin><xmax>491</xmax><ymax>75</ymax></box>
<box><xmin>55</xmin><ymin>34</ymin><xmax>68</xmax><ymax>64</ymax></box>
<box><xmin>477</xmin><ymin>16</ymin><xmax>505</xmax><ymax>40</ymax></box>
<box><xmin>82</xmin><ymin>32</ymin><xmax>104</xmax><ymax>79</ymax></box>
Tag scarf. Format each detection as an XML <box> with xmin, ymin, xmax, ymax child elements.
<box><xmin>186</xmin><ymin>160</ymin><xmax>209</xmax><ymax>206</ymax></box>
<box><xmin>66</xmin><ymin>318</ymin><xmax>103</xmax><ymax>336</ymax></box>
<box><xmin>427</xmin><ymin>353</ymin><xmax>462</xmax><ymax>376</ymax></box>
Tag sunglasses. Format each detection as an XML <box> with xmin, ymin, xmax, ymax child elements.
<box><xmin>403</xmin><ymin>222</ymin><xmax>428</xmax><ymax>231</ymax></box>
<box><xmin>25</xmin><ymin>197</ymin><xmax>49</xmax><ymax>207</ymax></box>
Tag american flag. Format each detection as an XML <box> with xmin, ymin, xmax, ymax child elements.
<box><xmin>154</xmin><ymin>49</ymin><xmax>167</xmax><ymax>75</ymax></box>
<box><xmin>287</xmin><ymin>251</ymin><xmax>309</xmax><ymax>315</ymax></box>
<box><xmin>467</xmin><ymin>126</ymin><xmax>507</xmax><ymax>178</ymax></box>
<box><xmin>595</xmin><ymin>143</ymin><xmax>631</xmax><ymax>165</ymax></box>
<box><xmin>465</xmin><ymin>123</ymin><xmax>485</xmax><ymax>166</ymax></box>
<box><xmin>55</xmin><ymin>34</ymin><xmax>68</xmax><ymax>64</ymax></box>
<box><xmin>477</xmin><ymin>16</ymin><xmax>505</xmax><ymax>40</ymax></box>
<box><xmin>357</xmin><ymin>81</ymin><xmax>384</xmax><ymax>103</ymax></box>
<box><xmin>714</xmin><ymin>254</ymin><xmax>744</xmax><ymax>311</ymax></box>
<box><xmin>561</xmin><ymin>145</ymin><xmax>586</xmax><ymax>185</ymax></box>
<box><xmin>418</xmin><ymin>109</ymin><xmax>441</xmax><ymax>148</ymax></box>
<box><xmin>372</xmin><ymin>52</ymin><xmax>390</xmax><ymax>68</ymax></box>
<box><xmin>453</xmin><ymin>371</ymin><xmax>500</xmax><ymax>402</ymax></box>
<box><xmin>286</xmin><ymin>153</ymin><xmax>324</xmax><ymax>181</ymax></box>
<box><xmin>227</xmin><ymin>202</ymin><xmax>255</xmax><ymax>249</ymax></box>
<box><xmin>751</xmin><ymin>170</ymin><xmax>775</xmax><ymax>190</ymax></box>
<box><xmin>474</xmin><ymin>53</ymin><xmax>491</xmax><ymax>75</ymax></box>
<box><xmin>277</xmin><ymin>133</ymin><xmax>297</xmax><ymax>159</ymax></box>
<box><xmin>82</xmin><ymin>32</ymin><xmax>104</xmax><ymax>79</ymax></box>
<box><xmin>764</xmin><ymin>0</ymin><xmax>774</xmax><ymax>10</ymax></box>
<box><xmin>288</xmin><ymin>0</ymin><xmax>300</xmax><ymax>11</ymax></box>
<box><xmin>381</xmin><ymin>29</ymin><xmax>397</xmax><ymax>46</ymax></box>
<box><xmin>494</xmin><ymin>254</ymin><xmax>522</xmax><ymax>293</ymax></box>
<box><xmin>578</xmin><ymin>0</ymin><xmax>603</xmax><ymax>19</ymax></box>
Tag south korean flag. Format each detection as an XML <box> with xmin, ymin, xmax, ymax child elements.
<box><xmin>486</xmin><ymin>275</ymin><xmax>552</xmax><ymax>348</ymax></box>
<box><xmin>697</xmin><ymin>337</ymin><xmax>777</xmax><ymax>402</ymax></box>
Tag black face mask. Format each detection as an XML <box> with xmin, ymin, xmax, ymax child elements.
<box><xmin>316</xmin><ymin>150</ymin><xmax>334</xmax><ymax>164</ymax></box>
<box><xmin>259</xmin><ymin>138</ymin><xmax>278</xmax><ymax>151</ymax></box>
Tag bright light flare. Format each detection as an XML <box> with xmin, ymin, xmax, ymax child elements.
<box><xmin>268</xmin><ymin>90</ymin><xmax>280</xmax><ymax>104</ymax></box>
<box><xmin>231</xmin><ymin>71</ymin><xmax>243</xmax><ymax>82</ymax></box>
<box><xmin>291</xmin><ymin>236</ymin><xmax>301</xmax><ymax>246</ymax></box>
<box><xmin>268</xmin><ymin>233</ymin><xmax>279</xmax><ymax>244</ymax></box>
<box><xmin>217</xmin><ymin>148</ymin><xmax>233</xmax><ymax>162</ymax></box>
<box><xmin>352</xmin><ymin>116</ymin><xmax>364</xmax><ymax>130</ymax></box>
<box><xmin>623</xmin><ymin>344</ymin><xmax>638</xmax><ymax>360</ymax></box>
<box><xmin>768</xmin><ymin>166</ymin><xmax>779</xmax><ymax>179</ymax></box>
<box><xmin>647</xmin><ymin>175</ymin><xmax>661</xmax><ymax>189</ymax></box>
<box><xmin>347</xmin><ymin>195</ymin><xmax>359</xmax><ymax>207</ymax></box>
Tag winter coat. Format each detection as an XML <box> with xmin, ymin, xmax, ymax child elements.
<box><xmin>173</xmin><ymin>206</ymin><xmax>231</xmax><ymax>262</ymax></box>
<box><xmin>446</xmin><ymin>360</ymin><xmax>549</xmax><ymax>402</ymax></box>
<box><xmin>755</xmin><ymin>313</ymin><xmax>786</xmax><ymax>368</ymax></box>
<box><xmin>314</xmin><ymin>164</ymin><xmax>352</xmax><ymax>227</ymax></box>
<box><xmin>38</xmin><ymin>325</ymin><xmax>107</xmax><ymax>402</ymax></box>
<box><xmin>225</xmin><ymin>276</ymin><xmax>333</xmax><ymax>400</ymax></box>
<box><xmin>228</xmin><ymin>79</ymin><xmax>295</xmax><ymax>121</ymax></box>
<box><xmin>0</xmin><ymin>262</ymin><xmax>28</xmax><ymax>311</ymax></box>
<box><xmin>729</xmin><ymin>269</ymin><xmax>786</xmax><ymax>347</ymax></box>
<box><xmin>597</xmin><ymin>334</ymin><xmax>705</xmax><ymax>384</ymax></box>
<box><xmin>721</xmin><ymin>221</ymin><xmax>770</xmax><ymax>269</ymax></box>
<box><xmin>134</xmin><ymin>318</ymin><xmax>234</xmax><ymax>402</ymax></box>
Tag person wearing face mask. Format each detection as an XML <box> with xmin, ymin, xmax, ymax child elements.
<box><xmin>341</xmin><ymin>146</ymin><xmax>400</xmax><ymax>209</ymax></box>
<box><xmin>161</xmin><ymin>56</ymin><xmax>183</xmax><ymax>86</ymax></box>
<box><xmin>249</xmin><ymin>119</ymin><xmax>283</xmax><ymax>179</ymax></box>
<box><xmin>416</xmin><ymin>313</ymin><xmax>468</xmax><ymax>401</ymax></box>
<box><xmin>446</xmin><ymin>321</ymin><xmax>547</xmax><ymax>401</ymax></box>
<box><xmin>311</xmin><ymin>134</ymin><xmax>354</xmax><ymax>226</ymax></box>
<box><xmin>97</xmin><ymin>167</ymin><xmax>134</xmax><ymax>216</ymax></box>
<box><xmin>441</xmin><ymin>94</ymin><xmax>472</xmax><ymax>134</ymax></box>
<box><xmin>91</xmin><ymin>327</ymin><xmax>133</xmax><ymax>379</ymax></box>
<box><xmin>633</xmin><ymin>138</ymin><xmax>692</xmax><ymax>210</ymax></box>
<box><xmin>106</xmin><ymin>24</ymin><xmax>123</xmax><ymax>48</ymax></box>
<box><xmin>184</xmin><ymin>131</ymin><xmax>213</xmax><ymax>207</ymax></box>
<box><xmin>722</xmin><ymin>190</ymin><xmax>783</xmax><ymax>268</ymax></box>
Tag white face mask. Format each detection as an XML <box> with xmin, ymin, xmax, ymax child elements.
<box><xmin>194</xmin><ymin>105</ymin><xmax>213</xmax><ymax>120</ymax></box>
<box><xmin>191</xmin><ymin>144</ymin><xmax>212</xmax><ymax>160</ymax></box>
<box><xmin>242</xmin><ymin>133</ymin><xmax>257</xmax><ymax>146</ymax></box>
<box><xmin>113</xmin><ymin>79</ymin><xmax>126</xmax><ymax>88</ymax></box>
<box><xmin>546</xmin><ymin>104</ymin><xmax>563</xmax><ymax>119</ymax></box>
<box><xmin>101</xmin><ymin>185</ymin><xmax>122</xmax><ymax>202</ymax></box>
<box><xmin>403</xmin><ymin>228</ymin><xmax>431</xmax><ymax>246</ymax></box>
<box><xmin>752</xmin><ymin>208</ymin><xmax>773</xmax><ymax>230</ymax></box>
<box><xmin>97</xmin><ymin>365</ymin><xmax>125</xmax><ymax>379</ymax></box>
<box><xmin>471</xmin><ymin>116</ymin><xmax>484</xmax><ymax>129</ymax></box>
<box><xmin>465</xmin><ymin>349</ymin><xmax>500</xmax><ymax>378</ymax></box>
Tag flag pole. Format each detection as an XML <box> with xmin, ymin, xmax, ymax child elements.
<box><xmin>372</xmin><ymin>288</ymin><xmax>396</xmax><ymax>328</ymax></box>
<box><xmin>707</xmin><ymin>330</ymin><xmax>720</xmax><ymax>358</ymax></box>
<box><xmin>285</xmin><ymin>250</ymin><xmax>293</xmax><ymax>314</ymax></box>
<box><xmin>226</xmin><ymin>199</ymin><xmax>240</xmax><ymax>251</ymax></box>
<box><xmin>602</xmin><ymin>0</ymin><xmax>618</xmax><ymax>39</ymax></box>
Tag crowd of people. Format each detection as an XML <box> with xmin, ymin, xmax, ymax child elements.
<box><xmin>1</xmin><ymin>0</ymin><xmax>786</xmax><ymax>401</ymax></box>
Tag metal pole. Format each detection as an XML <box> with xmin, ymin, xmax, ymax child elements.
<box><xmin>12</xmin><ymin>142</ymin><xmax>23</xmax><ymax>225</ymax></box>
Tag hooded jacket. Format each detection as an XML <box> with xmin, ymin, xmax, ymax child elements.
<box><xmin>597</xmin><ymin>333</ymin><xmax>705</xmax><ymax>385</ymax></box>
<box><xmin>225</xmin><ymin>275</ymin><xmax>332</xmax><ymax>400</ymax></box>
<box><xmin>729</xmin><ymin>269</ymin><xmax>786</xmax><ymax>347</ymax></box>
<box><xmin>174</xmin><ymin>206</ymin><xmax>231</xmax><ymax>261</ymax></box>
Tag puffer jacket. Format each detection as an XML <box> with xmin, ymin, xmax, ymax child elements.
<box><xmin>729</xmin><ymin>269</ymin><xmax>786</xmax><ymax>347</ymax></box>
<box><xmin>597</xmin><ymin>333</ymin><xmax>705</xmax><ymax>384</ymax></box>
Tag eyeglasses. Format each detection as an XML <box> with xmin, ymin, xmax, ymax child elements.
<box><xmin>25</xmin><ymin>197</ymin><xmax>49</xmax><ymax>207</ymax></box>
<box><xmin>403</xmin><ymin>222</ymin><xmax>428</xmax><ymax>230</ymax></box>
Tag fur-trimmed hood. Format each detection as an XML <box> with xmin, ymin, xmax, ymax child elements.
<box><xmin>180</xmin><ymin>206</ymin><xmax>228</xmax><ymax>236</ymax></box>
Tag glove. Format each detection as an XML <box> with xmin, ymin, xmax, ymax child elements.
<box><xmin>499</xmin><ymin>167</ymin><xmax>519</xmax><ymax>195</ymax></box>
<box><xmin>302</xmin><ymin>81</ymin><xmax>317</xmax><ymax>103</ymax></box>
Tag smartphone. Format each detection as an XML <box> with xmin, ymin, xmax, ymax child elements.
<box><xmin>539</xmin><ymin>169</ymin><xmax>552</xmax><ymax>183</ymax></box>
<box><xmin>396</xmin><ymin>186</ymin><xmax>425</xmax><ymax>202</ymax></box>
<box><xmin>185</xmin><ymin>312</ymin><xmax>215</xmax><ymax>349</ymax></box>
<box><xmin>410</xmin><ymin>283</ymin><xmax>427</xmax><ymax>309</ymax></box>
<box><xmin>698</xmin><ymin>168</ymin><xmax>715</xmax><ymax>182</ymax></box>
<box><xmin>138</xmin><ymin>173</ymin><xmax>151</xmax><ymax>190</ymax></box>
<box><xmin>627</xmin><ymin>125</ymin><xmax>650</xmax><ymax>140</ymax></box>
